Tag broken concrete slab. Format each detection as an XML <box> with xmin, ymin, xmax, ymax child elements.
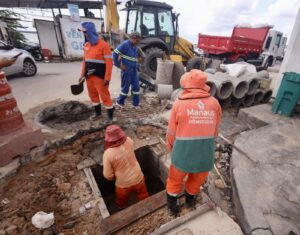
<box><xmin>231</xmin><ymin>104</ymin><xmax>300</xmax><ymax>235</ymax></box>
<box><xmin>0</xmin><ymin>123</ymin><xmax>44</xmax><ymax>166</ymax></box>
<box><xmin>238</xmin><ymin>104</ymin><xmax>296</xmax><ymax>127</ymax></box>
<box><xmin>152</xmin><ymin>209</ymin><xmax>244</xmax><ymax>235</ymax></box>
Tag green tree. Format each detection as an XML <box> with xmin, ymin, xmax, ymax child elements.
<box><xmin>0</xmin><ymin>9</ymin><xmax>26</xmax><ymax>47</ymax></box>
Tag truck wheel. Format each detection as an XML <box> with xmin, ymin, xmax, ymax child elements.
<box><xmin>141</xmin><ymin>47</ymin><xmax>164</xmax><ymax>78</ymax></box>
<box><xmin>186</xmin><ymin>56</ymin><xmax>205</xmax><ymax>71</ymax></box>
<box><xmin>236</xmin><ymin>57</ymin><xmax>245</xmax><ymax>62</ymax></box>
<box><xmin>263</xmin><ymin>57</ymin><xmax>273</xmax><ymax>70</ymax></box>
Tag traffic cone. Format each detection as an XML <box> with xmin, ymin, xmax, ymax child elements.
<box><xmin>0</xmin><ymin>72</ymin><xmax>44</xmax><ymax>167</ymax></box>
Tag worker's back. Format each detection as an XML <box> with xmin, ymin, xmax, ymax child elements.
<box><xmin>103</xmin><ymin>137</ymin><xmax>144</xmax><ymax>188</ymax></box>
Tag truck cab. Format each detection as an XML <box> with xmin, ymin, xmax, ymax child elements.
<box><xmin>263</xmin><ymin>30</ymin><xmax>287</xmax><ymax>61</ymax></box>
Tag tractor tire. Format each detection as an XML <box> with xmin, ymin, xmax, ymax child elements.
<box><xmin>140</xmin><ymin>47</ymin><xmax>164</xmax><ymax>78</ymax></box>
<box><xmin>186</xmin><ymin>56</ymin><xmax>205</xmax><ymax>71</ymax></box>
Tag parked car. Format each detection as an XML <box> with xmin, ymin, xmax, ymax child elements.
<box><xmin>17</xmin><ymin>42</ymin><xmax>44</xmax><ymax>62</ymax></box>
<box><xmin>0</xmin><ymin>40</ymin><xmax>37</xmax><ymax>77</ymax></box>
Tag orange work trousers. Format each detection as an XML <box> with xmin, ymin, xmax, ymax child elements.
<box><xmin>115</xmin><ymin>178</ymin><xmax>149</xmax><ymax>209</ymax></box>
<box><xmin>166</xmin><ymin>164</ymin><xmax>209</xmax><ymax>195</ymax></box>
<box><xmin>86</xmin><ymin>75</ymin><xmax>113</xmax><ymax>108</ymax></box>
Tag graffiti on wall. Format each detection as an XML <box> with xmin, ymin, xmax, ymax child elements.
<box><xmin>65</xmin><ymin>28</ymin><xmax>84</xmax><ymax>51</ymax></box>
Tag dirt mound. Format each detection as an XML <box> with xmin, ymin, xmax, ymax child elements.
<box><xmin>38</xmin><ymin>101</ymin><xmax>93</xmax><ymax>127</ymax></box>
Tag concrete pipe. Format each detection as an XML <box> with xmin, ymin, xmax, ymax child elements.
<box><xmin>246</xmin><ymin>78</ymin><xmax>260</xmax><ymax>95</ymax></box>
<box><xmin>261</xmin><ymin>89</ymin><xmax>273</xmax><ymax>104</ymax></box>
<box><xmin>243</xmin><ymin>94</ymin><xmax>255</xmax><ymax>107</ymax></box>
<box><xmin>171</xmin><ymin>88</ymin><xmax>182</xmax><ymax>101</ymax></box>
<box><xmin>239</xmin><ymin>73</ymin><xmax>260</xmax><ymax>95</ymax></box>
<box><xmin>156</xmin><ymin>59</ymin><xmax>174</xmax><ymax>85</ymax></box>
<box><xmin>215</xmin><ymin>72</ymin><xmax>249</xmax><ymax>99</ymax></box>
<box><xmin>231</xmin><ymin>97</ymin><xmax>245</xmax><ymax>108</ymax></box>
<box><xmin>204</xmin><ymin>68</ymin><xmax>216</xmax><ymax>74</ymax></box>
<box><xmin>253</xmin><ymin>89</ymin><xmax>264</xmax><ymax>105</ymax></box>
<box><xmin>157</xmin><ymin>84</ymin><xmax>174</xmax><ymax>99</ymax></box>
<box><xmin>257</xmin><ymin>70</ymin><xmax>269</xmax><ymax>79</ymax></box>
<box><xmin>205</xmin><ymin>72</ymin><xmax>233</xmax><ymax>100</ymax></box>
<box><xmin>172</xmin><ymin>62</ymin><xmax>185</xmax><ymax>89</ymax></box>
<box><xmin>218</xmin><ymin>96</ymin><xmax>232</xmax><ymax>109</ymax></box>
<box><xmin>206</xmin><ymin>81</ymin><xmax>217</xmax><ymax>97</ymax></box>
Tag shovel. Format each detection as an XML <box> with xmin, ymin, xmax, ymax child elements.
<box><xmin>70</xmin><ymin>69</ymin><xmax>96</xmax><ymax>95</ymax></box>
<box><xmin>71</xmin><ymin>77</ymin><xmax>85</xmax><ymax>95</ymax></box>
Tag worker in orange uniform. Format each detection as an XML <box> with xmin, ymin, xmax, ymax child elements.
<box><xmin>79</xmin><ymin>22</ymin><xmax>114</xmax><ymax>121</ymax></box>
<box><xmin>103</xmin><ymin>125</ymin><xmax>149</xmax><ymax>209</ymax></box>
<box><xmin>166</xmin><ymin>70</ymin><xmax>222</xmax><ymax>215</ymax></box>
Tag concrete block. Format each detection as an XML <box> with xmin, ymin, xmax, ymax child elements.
<box><xmin>0</xmin><ymin>158</ymin><xmax>20</xmax><ymax>180</ymax></box>
<box><xmin>0</xmin><ymin>123</ymin><xmax>44</xmax><ymax>166</ymax></box>
<box><xmin>160</xmin><ymin>110</ymin><xmax>171</xmax><ymax>123</ymax></box>
<box><xmin>251</xmin><ymin>229</ymin><xmax>273</xmax><ymax>235</ymax></box>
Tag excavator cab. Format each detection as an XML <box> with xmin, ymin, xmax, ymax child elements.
<box><xmin>125</xmin><ymin>0</ymin><xmax>177</xmax><ymax>51</ymax></box>
<box><xmin>124</xmin><ymin>0</ymin><xmax>178</xmax><ymax>78</ymax></box>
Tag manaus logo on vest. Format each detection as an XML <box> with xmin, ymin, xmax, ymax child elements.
<box><xmin>187</xmin><ymin>100</ymin><xmax>215</xmax><ymax>117</ymax></box>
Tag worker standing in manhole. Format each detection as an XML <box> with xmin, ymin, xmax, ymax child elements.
<box><xmin>165</xmin><ymin>70</ymin><xmax>222</xmax><ymax>216</ymax></box>
<box><xmin>113</xmin><ymin>32</ymin><xmax>141</xmax><ymax>109</ymax></box>
<box><xmin>102</xmin><ymin>125</ymin><xmax>149</xmax><ymax>209</ymax></box>
<box><xmin>78</xmin><ymin>22</ymin><xmax>115</xmax><ymax>121</ymax></box>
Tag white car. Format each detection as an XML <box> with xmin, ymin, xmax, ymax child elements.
<box><xmin>0</xmin><ymin>40</ymin><xmax>37</xmax><ymax>77</ymax></box>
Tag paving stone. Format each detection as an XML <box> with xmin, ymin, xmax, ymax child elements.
<box><xmin>231</xmin><ymin>105</ymin><xmax>300</xmax><ymax>235</ymax></box>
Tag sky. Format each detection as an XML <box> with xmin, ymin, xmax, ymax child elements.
<box><xmin>128</xmin><ymin>0</ymin><xmax>300</xmax><ymax>43</ymax></box>
<box><xmin>2</xmin><ymin>0</ymin><xmax>300</xmax><ymax>44</ymax></box>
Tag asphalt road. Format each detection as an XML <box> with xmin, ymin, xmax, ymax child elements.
<box><xmin>7</xmin><ymin>62</ymin><xmax>121</xmax><ymax>113</ymax></box>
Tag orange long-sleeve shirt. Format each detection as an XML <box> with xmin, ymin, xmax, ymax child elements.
<box><xmin>103</xmin><ymin>137</ymin><xmax>144</xmax><ymax>188</ymax></box>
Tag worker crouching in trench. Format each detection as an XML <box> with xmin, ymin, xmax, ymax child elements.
<box><xmin>79</xmin><ymin>22</ymin><xmax>115</xmax><ymax>122</ymax></box>
<box><xmin>166</xmin><ymin>70</ymin><xmax>222</xmax><ymax>216</ymax></box>
<box><xmin>102</xmin><ymin>125</ymin><xmax>149</xmax><ymax>209</ymax></box>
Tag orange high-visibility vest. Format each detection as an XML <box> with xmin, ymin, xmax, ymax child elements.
<box><xmin>81</xmin><ymin>38</ymin><xmax>113</xmax><ymax>81</ymax></box>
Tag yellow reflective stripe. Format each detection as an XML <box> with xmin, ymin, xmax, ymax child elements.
<box><xmin>120</xmin><ymin>92</ymin><xmax>128</xmax><ymax>96</ymax></box>
<box><xmin>114</xmin><ymin>49</ymin><xmax>121</xmax><ymax>54</ymax></box>
<box><xmin>132</xmin><ymin>91</ymin><xmax>140</xmax><ymax>95</ymax></box>
<box><xmin>104</xmin><ymin>55</ymin><xmax>112</xmax><ymax>59</ymax></box>
<box><xmin>121</xmin><ymin>54</ymin><xmax>137</xmax><ymax>62</ymax></box>
<box><xmin>114</xmin><ymin>49</ymin><xmax>137</xmax><ymax>62</ymax></box>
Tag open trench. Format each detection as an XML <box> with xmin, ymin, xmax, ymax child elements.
<box><xmin>0</xmin><ymin>100</ymin><xmax>250</xmax><ymax>235</ymax></box>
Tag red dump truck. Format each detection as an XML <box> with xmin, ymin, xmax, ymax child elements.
<box><xmin>198</xmin><ymin>25</ymin><xmax>274</xmax><ymax>68</ymax></box>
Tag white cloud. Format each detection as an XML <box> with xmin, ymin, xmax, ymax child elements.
<box><xmin>146</xmin><ymin>0</ymin><xmax>299</xmax><ymax>43</ymax></box>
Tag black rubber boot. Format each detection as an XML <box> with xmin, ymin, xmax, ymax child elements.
<box><xmin>166</xmin><ymin>193</ymin><xmax>180</xmax><ymax>216</ymax></box>
<box><xmin>107</xmin><ymin>107</ymin><xmax>115</xmax><ymax>121</ymax></box>
<box><xmin>184</xmin><ymin>191</ymin><xmax>197</xmax><ymax>208</ymax></box>
<box><xmin>184</xmin><ymin>190</ymin><xmax>196</xmax><ymax>208</ymax></box>
<box><xmin>90</xmin><ymin>104</ymin><xmax>101</xmax><ymax>120</ymax></box>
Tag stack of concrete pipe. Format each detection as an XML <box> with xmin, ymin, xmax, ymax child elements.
<box><xmin>155</xmin><ymin>60</ymin><xmax>272</xmax><ymax>108</ymax></box>
<box><xmin>203</xmin><ymin>70</ymin><xmax>272</xmax><ymax>109</ymax></box>
<box><xmin>155</xmin><ymin>59</ymin><xmax>216</xmax><ymax>99</ymax></box>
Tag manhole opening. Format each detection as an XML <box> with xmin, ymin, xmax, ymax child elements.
<box><xmin>91</xmin><ymin>146</ymin><xmax>167</xmax><ymax>215</ymax></box>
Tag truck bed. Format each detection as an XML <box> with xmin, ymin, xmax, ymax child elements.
<box><xmin>198</xmin><ymin>26</ymin><xmax>272</xmax><ymax>56</ymax></box>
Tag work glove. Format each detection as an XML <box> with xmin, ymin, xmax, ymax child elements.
<box><xmin>104</xmin><ymin>80</ymin><xmax>110</xmax><ymax>86</ymax></box>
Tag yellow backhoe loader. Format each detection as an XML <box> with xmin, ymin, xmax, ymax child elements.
<box><xmin>103</xmin><ymin>0</ymin><xmax>205</xmax><ymax>79</ymax></box>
